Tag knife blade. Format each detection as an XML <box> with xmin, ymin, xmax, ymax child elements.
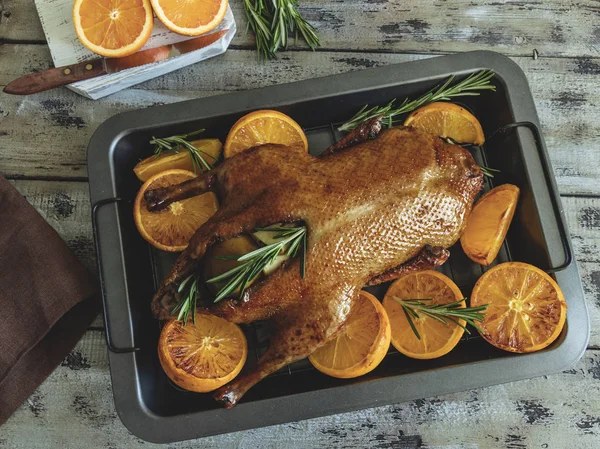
<box><xmin>3</xmin><ymin>30</ymin><xmax>228</xmax><ymax>96</ymax></box>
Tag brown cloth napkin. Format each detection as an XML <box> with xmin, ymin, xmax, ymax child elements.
<box><xmin>0</xmin><ymin>176</ymin><xmax>99</xmax><ymax>425</ymax></box>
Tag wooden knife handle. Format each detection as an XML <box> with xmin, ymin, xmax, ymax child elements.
<box><xmin>3</xmin><ymin>60</ymin><xmax>107</xmax><ymax>95</ymax></box>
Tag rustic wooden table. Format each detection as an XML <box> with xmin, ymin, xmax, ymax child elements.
<box><xmin>1</xmin><ymin>1</ymin><xmax>599</xmax><ymax>447</ymax></box>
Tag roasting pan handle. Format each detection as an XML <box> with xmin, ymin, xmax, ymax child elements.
<box><xmin>92</xmin><ymin>197</ymin><xmax>140</xmax><ymax>354</ymax></box>
<box><xmin>490</xmin><ymin>121</ymin><xmax>573</xmax><ymax>274</ymax></box>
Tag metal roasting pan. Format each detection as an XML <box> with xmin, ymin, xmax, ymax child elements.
<box><xmin>87</xmin><ymin>51</ymin><xmax>589</xmax><ymax>443</ymax></box>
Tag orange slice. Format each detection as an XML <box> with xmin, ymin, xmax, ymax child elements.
<box><xmin>404</xmin><ymin>102</ymin><xmax>485</xmax><ymax>145</ymax></box>
<box><xmin>471</xmin><ymin>262</ymin><xmax>567</xmax><ymax>353</ymax></box>
<box><xmin>158</xmin><ymin>313</ymin><xmax>247</xmax><ymax>392</ymax></box>
<box><xmin>134</xmin><ymin>169</ymin><xmax>218</xmax><ymax>252</ymax></box>
<box><xmin>383</xmin><ymin>270</ymin><xmax>465</xmax><ymax>359</ymax></box>
<box><xmin>461</xmin><ymin>184</ymin><xmax>520</xmax><ymax>266</ymax></box>
<box><xmin>309</xmin><ymin>291</ymin><xmax>391</xmax><ymax>378</ymax></box>
<box><xmin>72</xmin><ymin>0</ymin><xmax>154</xmax><ymax>58</ymax></box>
<box><xmin>133</xmin><ymin>139</ymin><xmax>223</xmax><ymax>182</ymax></box>
<box><xmin>150</xmin><ymin>0</ymin><xmax>228</xmax><ymax>36</ymax></box>
<box><xmin>224</xmin><ymin>110</ymin><xmax>308</xmax><ymax>158</ymax></box>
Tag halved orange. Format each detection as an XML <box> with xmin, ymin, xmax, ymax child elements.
<box><xmin>224</xmin><ymin>110</ymin><xmax>308</xmax><ymax>158</ymax></box>
<box><xmin>461</xmin><ymin>184</ymin><xmax>520</xmax><ymax>266</ymax></box>
<box><xmin>151</xmin><ymin>0</ymin><xmax>228</xmax><ymax>36</ymax></box>
<box><xmin>309</xmin><ymin>291</ymin><xmax>391</xmax><ymax>378</ymax></box>
<box><xmin>404</xmin><ymin>102</ymin><xmax>485</xmax><ymax>145</ymax></box>
<box><xmin>134</xmin><ymin>169</ymin><xmax>218</xmax><ymax>252</ymax></box>
<box><xmin>383</xmin><ymin>270</ymin><xmax>465</xmax><ymax>359</ymax></box>
<box><xmin>158</xmin><ymin>313</ymin><xmax>247</xmax><ymax>392</ymax></box>
<box><xmin>133</xmin><ymin>139</ymin><xmax>223</xmax><ymax>182</ymax></box>
<box><xmin>471</xmin><ymin>262</ymin><xmax>567</xmax><ymax>353</ymax></box>
<box><xmin>73</xmin><ymin>0</ymin><xmax>154</xmax><ymax>58</ymax></box>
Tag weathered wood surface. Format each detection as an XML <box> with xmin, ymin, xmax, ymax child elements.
<box><xmin>1</xmin><ymin>46</ymin><xmax>600</xmax><ymax>195</ymax></box>
<box><xmin>1</xmin><ymin>330</ymin><xmax>600</xmax><ymax>449</ymax></box>
<box><xmin>2</xmin><ymin>0</ymin><xmax>600</xmax><ymax>58</ymax></box>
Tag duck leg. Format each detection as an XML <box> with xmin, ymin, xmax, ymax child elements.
<box><xmin>213</xmin><ymin>279</ymin><xmax>357</xmax><ymax>407</ymax></box>
<box><xmin>144</xmin><ymin>171</ymin><xmax>217</xmax><ymax>211</ymax></box>
<box><xmin>213</xmin><ymin>310</ymin><xmax>331</xmax><ymax>408</ymax></box>
<box><xmin>207</xmin><ymin>262</ymin><xmax>300</xmax><ymax>324</ymax></box>
<box><xmin>151</xmin><ymin>201</ymin><xmax>303</xmax><ymax>319</ymax></box>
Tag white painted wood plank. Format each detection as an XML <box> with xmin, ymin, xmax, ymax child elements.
<box><xmin>3</xmin><ymin>0</ymin><xmax>600</xmax><ymax>58</ymax></box>
<box><xmin>1</xmin><ymin>47</ymin><xmax>599</xmax><ymax>195</ymax></box>
<box><xmin>1</xmin><ymin>329</ymin><xmax>599</xmax><ymax>448</ymax></box>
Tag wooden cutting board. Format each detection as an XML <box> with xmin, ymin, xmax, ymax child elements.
<box><xmin>34</xmin><ymin>0</ymin><xmax>237</xmax><ymax>99</ymax></box>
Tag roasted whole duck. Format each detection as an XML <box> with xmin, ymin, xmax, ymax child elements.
<box><xmin>145</xmin><ymin>118</ymin><xmax>483</xmax><ymax>407</ymax></box>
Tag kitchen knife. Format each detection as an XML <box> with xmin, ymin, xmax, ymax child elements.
<box><xmin>3</xmin><ymin>30</ymin><xmax>228</xmax><ymax>95</ymax></box>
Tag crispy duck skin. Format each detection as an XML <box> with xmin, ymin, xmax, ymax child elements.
<box><xmin>146</xmin><ymin>123</ymin><xmax>483</xmax><ymax>407</ymax></box>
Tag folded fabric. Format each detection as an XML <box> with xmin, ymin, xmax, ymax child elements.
<box><xmin>0</xmin><ymin>176</ymin><xmax>99</xmax><ymax>425</ymax></box>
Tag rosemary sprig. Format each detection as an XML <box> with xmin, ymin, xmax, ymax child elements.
<box><xmin>394</xmin><ymin>297</ymin><xmax>488</xmax><ymax>341</ymax></box>
<box><xmin>243</xmin><ymin>0</ymin><xmax>320</xmax><ymax>60</ymax></box>
<box><xmin>171</xmin><ymin>274</ymin><xmax>200</xmax><ymax>325</ymax></box>
<box><xmin>479</xmin><ymin>166</ymin><xmax>501</xmax><ymax>178</ymax></box>
<box><xmin>243</xmin><ymin>0</ymin><xmax>275</xmax><ymax>60</ymax></box>
<box><xmin>338</xmin><ymin>70</ymin><xmax>496</xmax><ymax>132</ymax></box>
<box><xmin>273</xmin><ymin>0</ymin><xmax>320</xmax><ymax>53</ymax></box>
<box><xmin>207</xmin><ymin>225</ymin><xmax>307</xmax><ymax>303</ymax></box>
<box><xmin>150</xmin><ymin>129</ymin><xmax>214</xmax><ymax>173</ymax></box>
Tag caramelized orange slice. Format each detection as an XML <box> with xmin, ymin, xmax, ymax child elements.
<box><xmin>134</xmin><ymin>169</ymin><xmax>218</xmax><ymax>252</ymax></box>
<box><xmin>404</xmin><ymin>102</ymin><xmax>485</xmax><ymax>145</ymax></box>
<box><xmin>471</xmin><ymin>262</ymin><xmax>567</xmax><ymax>353</ymax></box>
<box><xmin>224</xmin><ymin>110</ymin><xmax>308</xmax><ymax>158</ymax></box>
<box><xmin>309</xmin><ymin>291</ymin><xmax>391</xmax><ymax>378</ymax></box>
<box><xmin>158</xmin><ymin>314</ymin><xmax>247</xmax><ymax>392</ymax></box>
<box><xmin>383</xmin><ymin>270</ymin><xmax>465</xmax><ymax>359</ymax></box>
<box><xmin>461</xmin><ymin>184</ymin><xmax>520</xmax><ymax>266</ymax></box>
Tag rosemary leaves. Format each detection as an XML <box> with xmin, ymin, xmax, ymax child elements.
<box><xmin>150</xmin><ymin>129</ymin><xmax>214</xmax><ymax>173</ymax></box>
<box><xmin>243</xmin><ymin>0</ymin><xmax>320</xmax><ymax>60</ymax></box>
<box><xmin>171</xmin><ymin>274</ymin><xmax>200</xmax><ymax>325</ymax></box>
<box><xmin>171</xmin><ymin>225</ymin><xmax>308</xmax><ymax>323</ymax></box>
<box><xmin>394</xmin><ymin>297</ymin><xmax>488</xmax><ymax>341</ymax></box>
<box><xmin>339</xmin><ymin>70</ymin><xmax>496</xmax><ymax>132</ymax></box>
<box><xmin>479</xmin><ymin>166</ymin><xmax>501</xmax><ymax>178</ymax></box>
<box><xmin>207</xmin><ymin>225</ymin><xmax>307</xmax><ymax>302</ymax></box>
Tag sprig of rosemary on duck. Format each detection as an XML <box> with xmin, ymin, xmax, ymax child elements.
<box><xmin>172</xmin><ymin>225</ymin><xmax>307</xmax><ymax>324</ymax></box>
<box><xmin>339</xmin><ymin>70</ymin><xmax>496</xmax><ymax>132</ymax></box>
<box><xmin>150</xmin><ymin>129</ymin><xmax>214</xmax><ymax>173</ymax></box>
<box><xmin>208</xmin><ymin>225</ymin><xmax>307</xmax><ymax>302</ymax></box>
<box><xmin>171</xmin><ymin>274</ymin><xmax>201</xmax><ymax>325</ymax></box>
<box><xmin>394</xmin><ymin>297</ymin><xmax>488</xmax><ymax>341</ymax></box>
